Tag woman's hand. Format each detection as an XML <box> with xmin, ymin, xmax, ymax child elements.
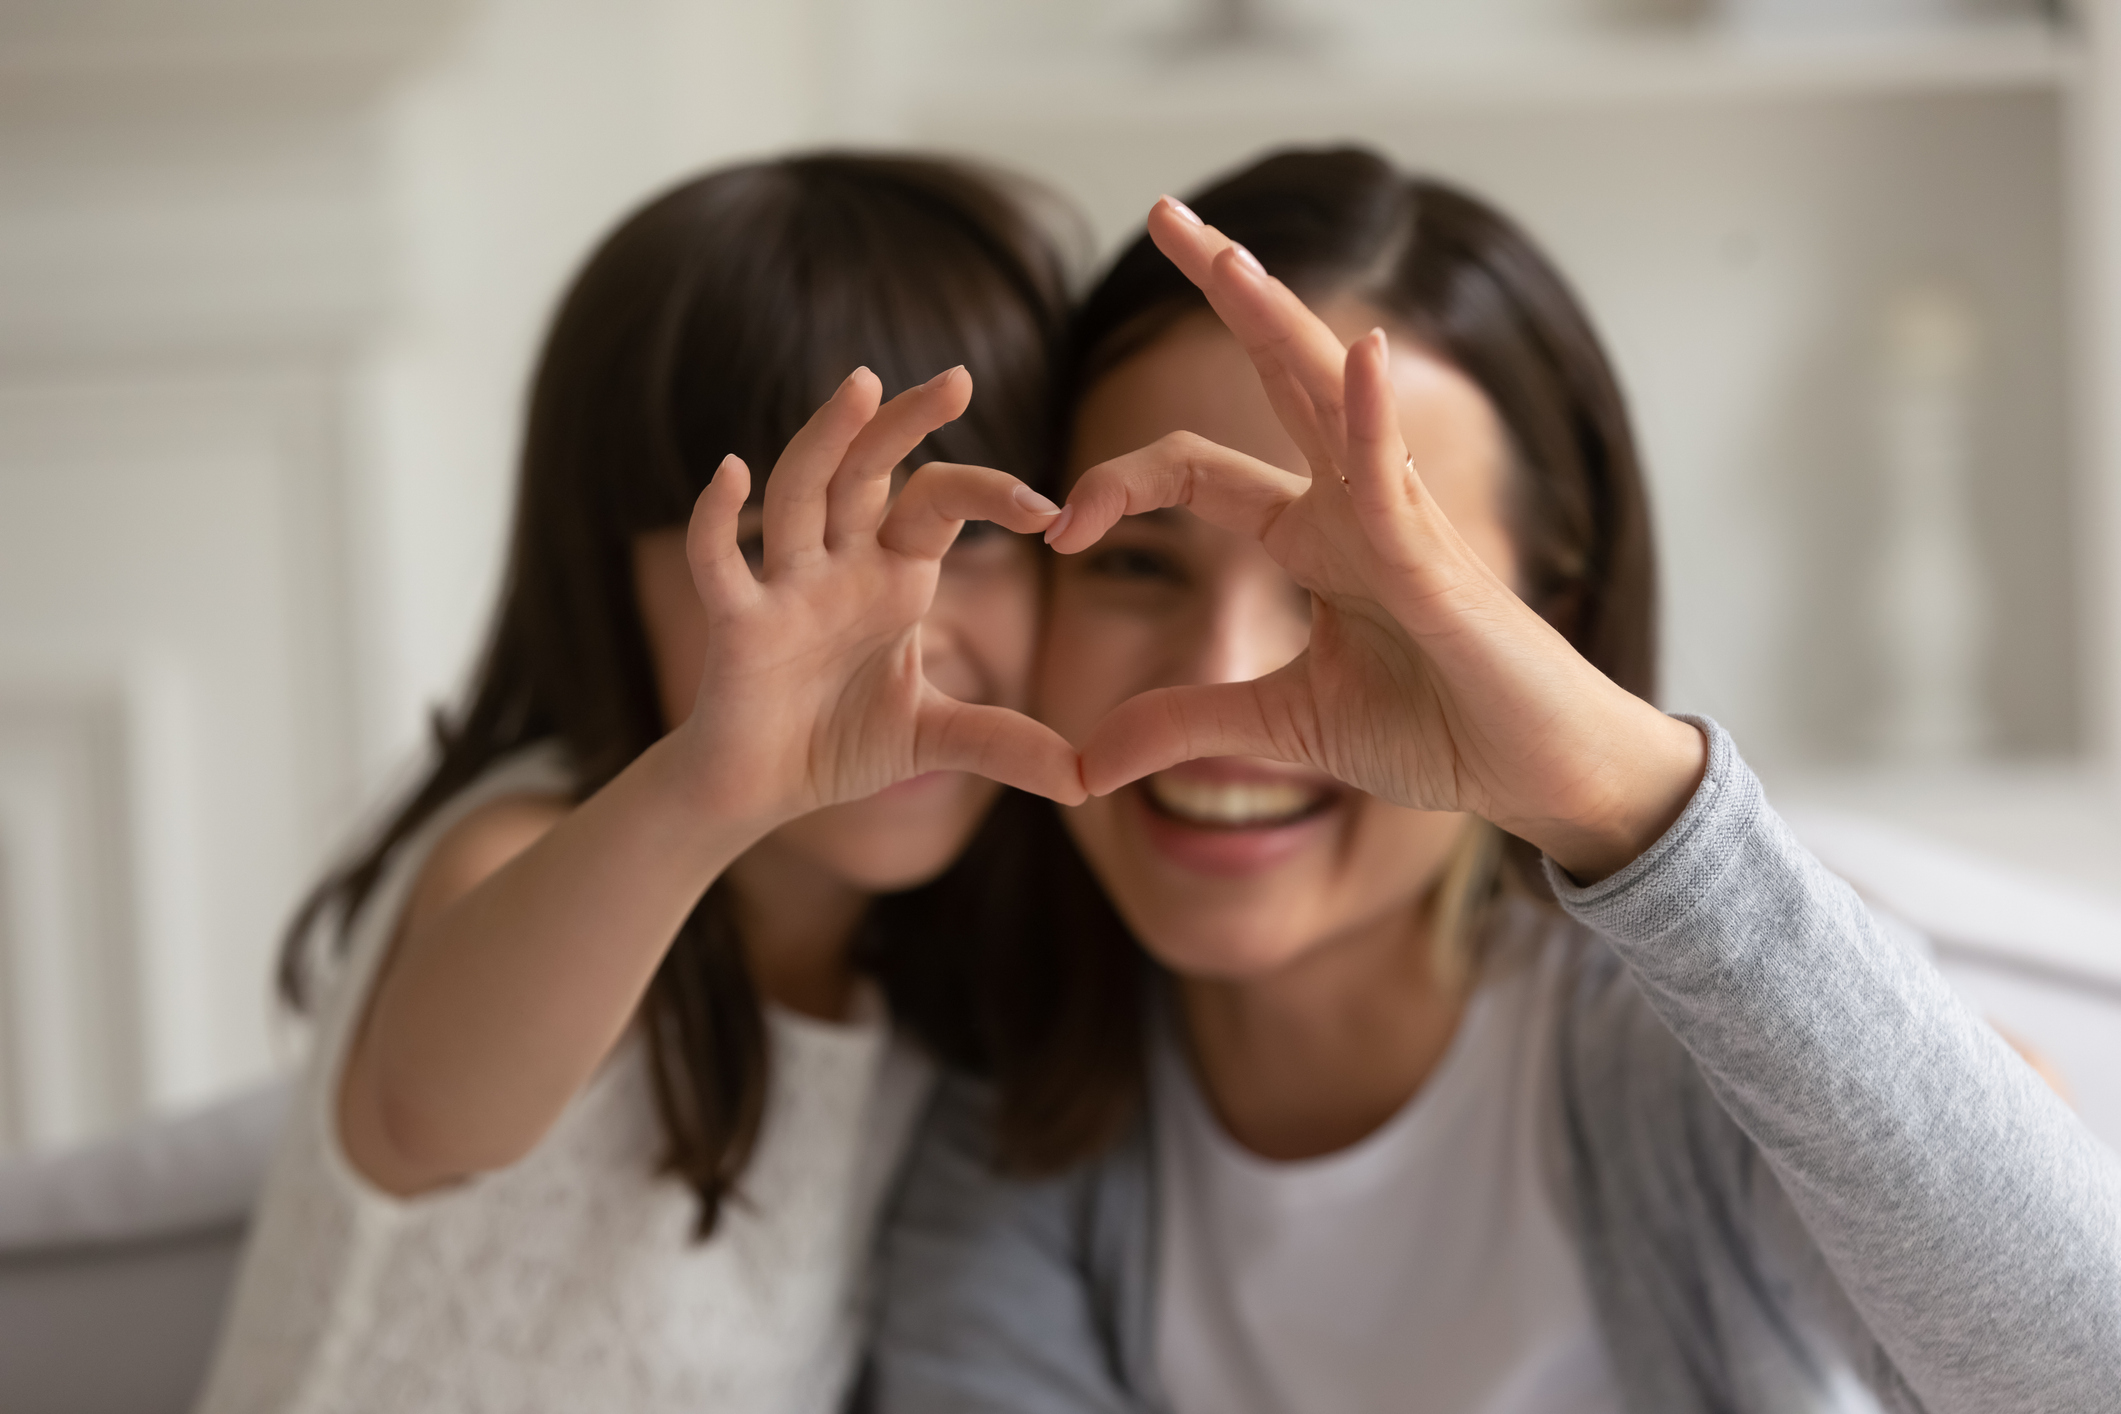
<box><xmin>678</xmin><ymin>365</ymin><xmax>1085</xmax><ymax>822</ymax></box>
<box><xmin>1055</xmin><ymin>199</ymin><xmax>1701</xmax><ymax>881</ymax></box>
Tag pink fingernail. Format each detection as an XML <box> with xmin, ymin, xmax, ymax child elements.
<box><xmin>925</xmin><ymin>364</ymin><xmax>965</xmax><ymax>388</ymax></box>
<box><xmin>1164</xmin><ymin>195</ymin><xmax>1204</xmax><ymax>227</ymax></box>
<box><xmin>1231</xmin><ymin>244</ymin><xmax>1266</xmax><ymax>276</ymax></box>
<box><xmin>1042</xmin><ymin>503</ymin><xmax>1076</xmax><ymax>546</ymax></box>
<box><xmin>1012</xmin><ymin>483</ymin><xmax>1061</xmax><ymax>517</ymax></box>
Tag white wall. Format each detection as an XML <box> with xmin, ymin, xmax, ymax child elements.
<box><xmin>351</xmin><ymin>0</ymin><xmax>845</xmax><ymax>787</ymax></box>
<box><xmin>0</xmin><ymin>0</ymin><xmax>833</xmax><ymax>1151</ymax></box>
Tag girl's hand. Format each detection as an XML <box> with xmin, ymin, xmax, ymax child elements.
<box><xmin>679</xmin><ymin>365</ymin><xmax>1085</xmax><ymax>823</ymax></box>
<box><xmin>1054</xmin><ymin>199</ymin><xmax>1702</xmax><ymax>881</ymax></box>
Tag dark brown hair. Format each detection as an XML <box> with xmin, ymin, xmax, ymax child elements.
<box><xmin>278</xmin><ymin>152</ymin><xmax>1073</xmax><ymax>1235</ymax></box>
<box><xmin>952</xmin><ymin>144</ymin><xmax>1660</xmax><ymax>1173</ymax></box>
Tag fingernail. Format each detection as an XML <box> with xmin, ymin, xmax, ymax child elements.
<box><xmin>1164</xmin><ymin>195</ymin><xmax>1204</xmax><ymax>227</ymax></box>
<box><xmin>1012</xmin><ymin>483</ymin><xmax>1061</xmax><ymax>517</ymax></box>
<box><xmin>925</xmin><ymin>364</ymin><xmax>964</xmax><ymax>388</ymax></box>
<box><xmin>1231</xmin><ymin>244</ymin><xmax>1266</xmax><ymax>276</ymax></box>
<box><xmin>841</xmin><ymin>366</ymin><xmax>869</xmax><ymax>390</ymax></box>
<box><xmin>1370</xmin><ymin>326</ymin><xmax>1389</xmax><ymax>353</ymax></box>
<box><xmin>1042</xmin><ymin>503</ymin><xmax>1076</xmax><ymax>545</ymax></box>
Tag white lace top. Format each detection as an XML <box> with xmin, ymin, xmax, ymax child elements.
<box><xmin>196</xmin><ymin>750</ymin><xmax>934</xmax><ymax>1414</ymax></box>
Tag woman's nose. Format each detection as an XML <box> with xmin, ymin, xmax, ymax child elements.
<box><xmin>1186</xmin><ymin>573</ymin><xmax>1308</xmax><ymax>687</ymax></box>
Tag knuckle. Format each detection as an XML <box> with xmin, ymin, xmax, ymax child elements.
<box><xmin>1166</xmin><ymin>432</ymin><xmax>1215</xmax><ymax>484</ymax></box>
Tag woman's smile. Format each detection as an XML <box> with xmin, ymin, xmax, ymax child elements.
<box><xmin>1134</xmin><ymin>759</ymin><xmax>1343</xmax><ymax>876</ymax></box>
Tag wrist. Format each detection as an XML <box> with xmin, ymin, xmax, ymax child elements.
<box><xmin>1517</xmin><ymin>708</ymin><xmax>1707</xmax><ymax>886</ymax></box>
<box><xmin>638</xmin><ymin>725</ymin><xmax>799</xmax><ymax>853</ymax></box>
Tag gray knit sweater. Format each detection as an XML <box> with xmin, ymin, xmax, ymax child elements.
<box><xmin>867</xmin><ymin>720</ymin><xmax>2121</xmax><ymax>1413</ymax></box>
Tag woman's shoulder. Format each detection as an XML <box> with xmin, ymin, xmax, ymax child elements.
<box><xmin>889</xmin><ymin>1068</ymin><xmax>1158</xmax><ymax>1307</ymax></box>
<box><xmin>909</xmin><ymin>1070</ymin><xmax>1150</xmax><ymax>1199</ymax></box>
<box><xmin>873</xmin><ymin>1069</ymin><xmax>1160</xmax><ymax>1412</ymax></box>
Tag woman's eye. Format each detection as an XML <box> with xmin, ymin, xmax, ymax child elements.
<box><xmin>1083</xmin><ymin>545</ymin><xmax>1182</xmax><ymax>584</ymax></box>
<box><xmin>944</xmin><ymin>520</ymin><xmax>1023</xmax><ymax>568</ymax></box>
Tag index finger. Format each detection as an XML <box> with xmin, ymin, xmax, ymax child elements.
<box><xmin>1147</xmin><ymin>198</ymin><xmax>1353</xmax><ymax>464</ymax></box>
<box><xmin>1047</xmin><ymin>430</ymin><xmax>1308</xmax><ymax>555</ymax></box>
<box><xmin>824</xmin><ymin>365</ymin><xmax>973</xmax><ymax>550</ymax></box>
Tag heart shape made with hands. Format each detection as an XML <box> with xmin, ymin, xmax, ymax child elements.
<box><xmin>1025</xmin><ymin>193</ymin><xmax>1533</xmax><ymax>821</ymax></box>
<box><xmin>1016</xmin><ymin>196</ymin><xmax>1707</xmax><ymax>883</ymax></box>
<box><xmin>678</xmin><ymin>193</ymin><xmax>1700</xmax><ymax>880</ymax></box>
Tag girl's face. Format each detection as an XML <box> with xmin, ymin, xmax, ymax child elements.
<box><xmin>633</xmin><ymin>510</ymin><xmax>1038</xmax><ymax>892</ymax></box>
<box><xmin>1043</xmin><ymin>305</ymin><xmax>1520</xmax><ymax>981</ymax></box>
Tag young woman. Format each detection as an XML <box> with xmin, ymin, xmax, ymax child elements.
<box><xmin>197</xmin><ymin>154</ymin><xmax>1082</xmax><ymax>1414</ymax></box>
<box><xmin>869</xmin><ymin>149</ymin><xmax>2121</xmax><ymax>1412</ymax></box>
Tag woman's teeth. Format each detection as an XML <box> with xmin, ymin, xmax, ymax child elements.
<box><xmin>1145</xmin><ymin>774</ymin><xmax>1328</xmax><ymax>829</ymax></box>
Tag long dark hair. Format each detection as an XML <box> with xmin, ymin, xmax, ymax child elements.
<box><xmin>938</xmin><ymin>145</ymin><xmax>1660</xmax><ymax>1173</ymax></box>
<box><xmin>279</xmin><ymin>152</ymin><xmax>1073</xmax><ymax>1235</ymax></box>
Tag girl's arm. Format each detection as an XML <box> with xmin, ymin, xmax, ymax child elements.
<box><xmin>341</xmin><ymin>366</ymin><xmax>1081</xmax><ymax>1197</ymax></box>
<box><xmin>1052</xmin><ymin>198</ymin><xmax>2121</xmax><ymax>1409</ymax></box>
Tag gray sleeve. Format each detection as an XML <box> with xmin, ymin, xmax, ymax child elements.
<box><xmin>866</xmin><ymin>1073</ymin><xmax>1152</xmax><ymax>1414</ymax></box>
<box><xmin>1548</xmin><ymin>716</ymin><xmax>2121</xmax><ymax>1413</ymax></box>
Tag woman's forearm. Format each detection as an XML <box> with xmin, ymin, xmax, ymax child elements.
<box><xmin>341</xmin><ymin>729</ymin><xmax>774</xmax><ymax>1195</ymax></box>
<box><xmin>1552</xmin><ymin>717</ymin><xmax>2121</xmax><ymax>1411</ymax></box>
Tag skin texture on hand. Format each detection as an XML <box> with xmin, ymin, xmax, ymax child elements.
<box><xmin>1051</xmin><ymin>199</ymin><xmax>1704</xmax><ymax>882</ymax></box>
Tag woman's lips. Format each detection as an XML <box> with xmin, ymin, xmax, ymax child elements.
<box><xmin>1131</xmin><ymin>761</ymin><xmax>1340</xmax><ymax>877</ymax></box>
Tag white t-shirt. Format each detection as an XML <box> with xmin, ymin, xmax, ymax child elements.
<box><xmin>1152</xmin><ymin>914</ymin><xmax>1623</xmax><ymax>1414</ymax></box>
<box><xmin>197</xmin><ymin>748</ymin><xmax>934</xmax><ymax>1414</ymax></box>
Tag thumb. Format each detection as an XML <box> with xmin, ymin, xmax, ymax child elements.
<box><xmin>1078</xmin><ymin>663</ymin><xmax>1320</xmax><ymax>797</ymax></box>
<box><xmin>913</xmin><ymin>694</ymin><xmax>1087</xmax><ymax>806</ymax></box>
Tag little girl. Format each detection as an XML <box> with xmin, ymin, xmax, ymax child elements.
<box><xmin>197</xmin><ymin>153</ymin><xmax>1080</xmax><ymax>1414</ymax></box>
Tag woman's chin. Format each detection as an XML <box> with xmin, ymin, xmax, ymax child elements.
<box><xmin>1069</xmin><ymin>782</ymin><xmax>1463</xmax><ymax>984</ymax></box>
<box><xmin>1140</xmin><ymin>924</ymin><xmax>1319</xmax><ymax>984</ymax></box>
<box><xmin>1059</xmin><ymin>787</ymin><xmax>1338</xmax><ymax>975</ymax></box>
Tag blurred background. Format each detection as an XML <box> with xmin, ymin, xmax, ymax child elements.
<box><xmin>1</xmin><ymin>0</ymin><xmax>2117</xmax><ymax>1157</ymax></box>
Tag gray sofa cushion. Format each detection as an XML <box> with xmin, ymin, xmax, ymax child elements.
<box><xmin>0</xmin><ymin>1080</ymin><xmax>288</xmax><ymax>1414</ymax></box>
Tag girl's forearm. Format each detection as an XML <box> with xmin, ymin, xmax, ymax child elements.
<box><xmin>341</xmin><ymin>729</ymin><xmax>775</xmax><ymax>1195</ymax></box>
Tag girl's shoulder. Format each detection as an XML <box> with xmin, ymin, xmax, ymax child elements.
<box><xmin>308</xmin><ymin>743</ymin><xmax>577</xmax><ymax>1006</ymax></box>
<box><xmin>397</xmin><ymin>784</ymin><xmax>572</xmax><ymax>950</ymax></box>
